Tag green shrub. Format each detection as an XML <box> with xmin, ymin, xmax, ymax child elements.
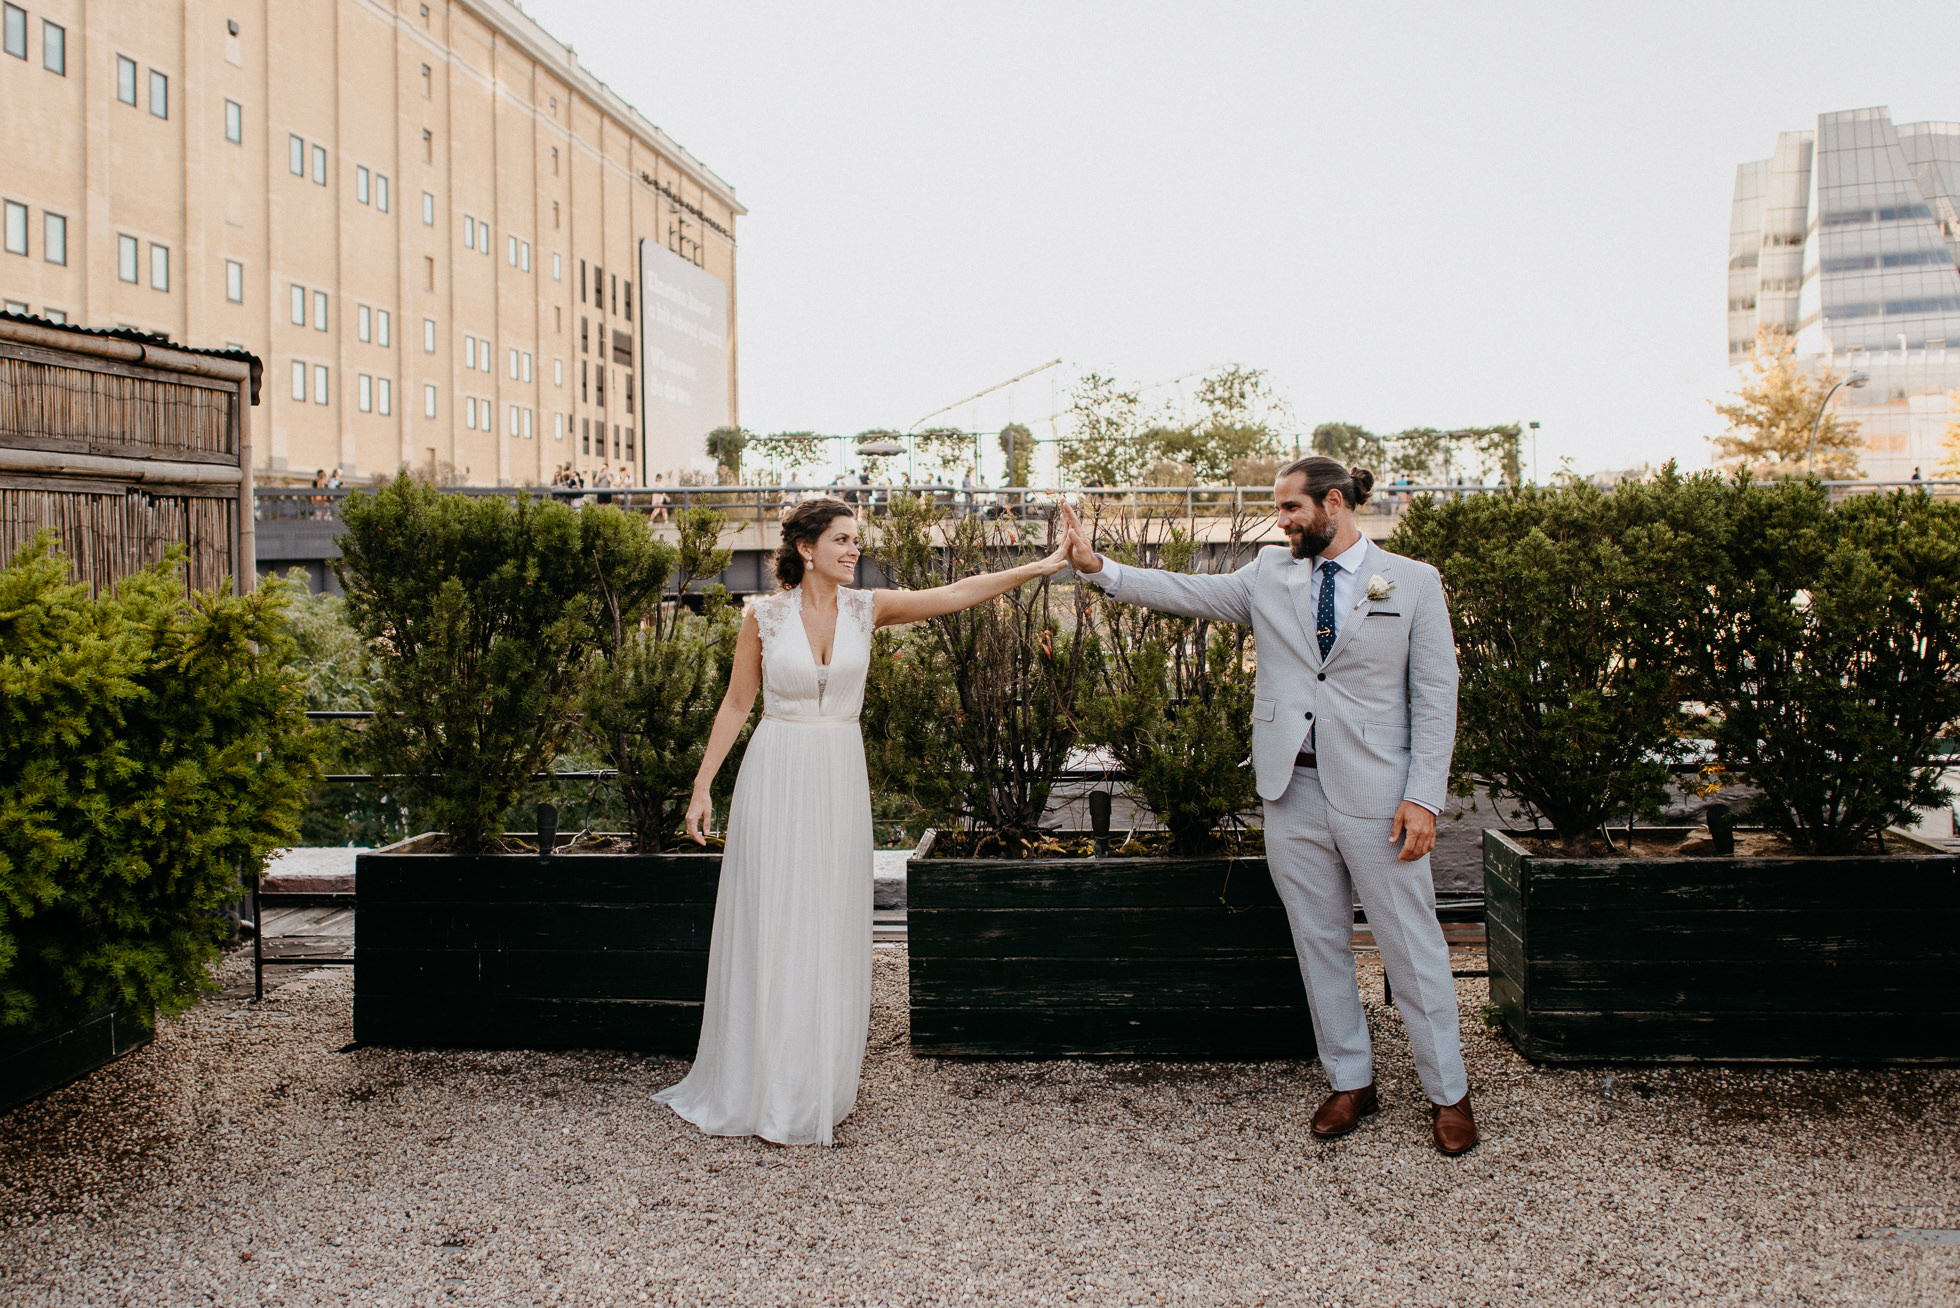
<box><xmin>0</xmin><ymin>535</ymin><xmax>316</xmax><ymax>1029</ymax></box>
<box><xmin>334</xmin><ymin>477</ymin><xmax>665</xmax><ymax>852</ymax></box>
<box><xmin>1389</xmin><ymin>469</ymin><xmax>1727</xmax><ymax>855</ymax></box>
<box><xmin>580</xmin><ymin>506</ymin><xmax>747</xmax><ymax>851</ymax></box>
<box><xmin>1078</xmin><ymin>523</ymin><xmax>1257</xmax><ymax>854</ymax></box>
<box><xmin>870</xmin><ymin>492</ymin><xmax>1094</xmax><ymax>853</ymax></box>
<box><xmin>1699</xmin><ymin>483</ymin><xmax>1960</xmax><ymax>853</ymax></box>
<box><xmin>282</xmin><ymin>571</ymin><xmax>409</xmax><ymax>847</ymax></box>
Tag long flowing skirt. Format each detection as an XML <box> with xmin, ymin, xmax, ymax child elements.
<box><xmin>654</xmin><ymin>718</ymin><xmax>874</xmax><ymax>1146</ymax></box>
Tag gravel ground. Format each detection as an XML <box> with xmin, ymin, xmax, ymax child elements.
<box><xmin>3</xmin><ymin>949</ymin><xmax>1956</xmax><ymax>1307</ymax></box>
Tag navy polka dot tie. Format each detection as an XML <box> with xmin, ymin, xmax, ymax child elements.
<box><xmin>1316</xmin><ymin>560</ymin><xmax>1341</xmax><ymax>659</ymax></box>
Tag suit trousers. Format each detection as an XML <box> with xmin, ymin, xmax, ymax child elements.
<box><xmin>1264</xmin><ymin>766</ymin><xmax>1468</xmax><ymax>1106</ymax></box>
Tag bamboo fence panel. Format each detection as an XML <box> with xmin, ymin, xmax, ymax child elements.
<box><xmin>0</xmin><ymin>487</ymin><xmax>237</xmax><ymax>595</ymax></box>
<box><xmin>0</xmin><ymin>354</ymin><xmax>235</xmax><ymax>460</ymax></box>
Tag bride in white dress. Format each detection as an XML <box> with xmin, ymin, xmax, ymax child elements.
<box><xmin>657</xmin><ymin>496</ymin><xmax>1073</xmax><ymax>1145</ymax></box>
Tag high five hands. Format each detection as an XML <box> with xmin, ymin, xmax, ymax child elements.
<box><xmin>1055</xmin><ymin>500</ymin><xmax>1101</xmax><ymax>574</ymax></box>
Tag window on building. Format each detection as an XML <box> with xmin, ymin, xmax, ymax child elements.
<box><xmin>479</xmin><ymin>337</ymin><xmax>491</xmax><ymax>371</ymax></box>
<box><xmin>2</xmin><ymin>5</ymin><xmax>23</xmax><ymax>60</ymax></box>
<box><xmin>290</xmin><ymin>284</ymin><xmax>305</xmax><ymax>325</ymax></box>
<box><xmin>422</xmin><ymin>191</ymin><xmax>434</xmax><ymax>226</ymax></box>
<box><xmin>6</xmin><ymin>298</ymin><xmax>29</xmax><ymax>314</ymax></box>
<box><xmin>624</xmin><ymin>373</ymin><xmax>632</xmax><ymax>415</ymax></box>
<box><xmin>580</xmin><ymin>316</ymin><xmax>588</xmax><ymax>353</ymax></box>
<box><xmin>580</xmin><ymin>358</ymin><xmax>588</xmax><ymax>402</ymax></box>
<box><xmin>424</xmin><ymin>256</ymin><xmax>435</xmax><ymax>290</ymax></box>
<box><xmin>118</xmin><ymin>234</ymin><xmax>139</xmax><ymax>282</ymax></box>
<box><xmin>376</xmin><ymin>176</ymin><xmax>388</xmax><ymax>212</ymax></box>
<box><xmin>624</xmin><ymin>281</ymin><xmax>631</xmax><ymax>320</ymax></box>
<box><xmin>522</xmin><ymin>352</ymin><xmax>532</xmax><ymax>383</ymax></box>
<box><xmin>359</xmin><ymin>374</ymin><xmax>372</xmax><ymax>412</ymax></box>
<box><xmin>313</xmin><ymin>290</ymin><xmax>327</xmax><ymax>331</ymax></box>
<box><xmin>224</xmin><ymin>99</ymin><xmax>241</xmax><ymax>143</ymax></box>
<box><xmin>625</xmin><ymin>425</ymin><xmax>633</xmax><ymax>461</ymax></box>
<box><xmin>423</xmin><ymin>383</ymin><xmax>437</xmax><ymax>418</ymax></box>
<box><xmin>552</xmin><ymin>200</ymin><xmax>559</xmax><ymax>230</ymax></box>
<box><xmin>464</xmin><ymin>336</ymin><xmax>475</xmax><ymax>369</ymax></box>
<box><xmin>225</xmin><ymin>259</ymin><xmax>243</xmax><ymax>303</ymax></box>
<box><xmin>421</xmin><ymin>129</ymin><xmax>432</xmax><ymax>163</ymax></box>
<box><xmin>3</xmin><ymin>201</ymin><xmax>24</xmax><ymax>255</ymax></box>
<box><xmin>553</xmin><ymin>306</ymin><xmax>561</xmax><ymax>334</ymax></box>
<box><xmin>507</xmin><ymin>234</ymin><xmax>516</xmax><ymax>266</ymax></box>
<box><xmin>150</xmin><ymin>70</ymin><xmax>169</xmax><ymax>119</ymax></box>
<box><xmin>611</xmin><ymin>273</ymin><xmax>618</xmax><ymax>315</ymax></box>
<box><xmin>508</xmin><ymin>347</ymin><xmax>519</xmax><ymax>380</ymax></box>
<box><xmin>378</xmin><ymin>378</ymin><xmax>391</xmax><ymax>416</ymax></box>
<box><xmin>579</xmin><ymin>259</ymin><xmax>586</xmax><ymax>300</ymax></box>
<box><xmin>423</xmin><ymin>317</ymin><xmax>435</xmax><ymax>353</ymax></box>
<box><xmin>521</xmin><ymin>242</ymin><xmax>530</xmax><ymax>273</ymax></box>
<box><xmin>149</xmin><ymin>243</ymin><xmax>168</xmax><ymax>291</ymax></box>
<box><xmin>314</xmin><ymin>364</ymin><xmax>329</xmax><ymax>405</ymax></box>
<box><xmin>508</xmin><ymin>404</ymin><xmax>518</xmax><ymax>437</ymax></box>
<box><xmin>420</xmin><ymin>63</ymin><xmax>430</xmax><ymax>97</ymax></box>
<box><xmin>43</xmin><ymin>212</ymin><xmax>65</xmax><ymax>265</ymax></box>
<box><xmin>552</xmin><ymin>251</ymin><xmax>561</xmax><ymax>282</ymax></box>
<box><xmin>378</xmin><ymin>310</ymin><xmax>390</xmax><ymax>347</ymax></box>
<box><xmin>117</xmin><ymin>55</ymin><xmax>137</xmax><ymax>104</ymax></box>
<box><xmin>291</xmin><ymin>360</ymin><xmax>307</xmax><ymax>402</ymax></box>
<box><xmin>358</xmin><ymin>305</ymin><xmax>371</xmax><ymax>342</ymax></box>
<box><xmin>312</xmin><ymin>144</ymin><xmax>327</xmax><ymax>186</ymax></box>
<box><xmin>43</xmin><ymin>19</ymin><xmax>63</xmax><ymax>75</ymax></box>
<box><xmin>464</xmin><ymin>215</ymin><xmax>475</xmax><ymax>251</ymax></box>
<box><xmin>550</xmin><ymin>147</ymin><xmax>558</xmax><ymax>176</ymax></box>
<box><xmin>595</xmin><ymin>365</ymin><xmax>604</xmax><ymax>408</ymax></box>
<box><xmin>289</xmin><ymin>135</ymin><xmax>304</xmax><ymax>176</ymax></box>
<box><xmin>593</xmin><ymin>265</ymin><xmax>603</xmax><ymax>307</ymax></box>
<box><xmin>553</xmin><ymin>358</ymin><xmax>562</xmax><ymax>387</ymax></box>
<box><xmin>357</xmin><ymin>166</ymin><xmax>370</xmax><ymax>205</ymax></box>
<box><xmin>466</xmin><ymin>397</ymin><xmax>476</xmax><ymax>430</ymax></box>
<box><xmin>581</xmin><ymin>418</ymin><xmax>590</xmax><ymax>454</ymax></box>
<box><xmin>40</xmin><ymin>308</ymin><xmax>64</xmax><ymax>324</ymax></box>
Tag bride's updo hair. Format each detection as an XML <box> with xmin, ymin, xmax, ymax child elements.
<box><xmin>774</xmin><ymin>497</ymin><xmax>856</xmax><ymax>588</ymax></box>
<box><xmin>1279</xmin><ymin>455</ymin><xmax>1374</xmax><ymax>509</ymax></box>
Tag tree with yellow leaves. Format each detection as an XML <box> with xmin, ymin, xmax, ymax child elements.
<box><xmin>1940</xmin><ymin>388</ymin><xmax>1960</xmax><ymax>476</ymax></box>
<box><xmin>1711</xmin><ymin>325</ymin><xmax>1863</xmax><ymax>478</ymax></box>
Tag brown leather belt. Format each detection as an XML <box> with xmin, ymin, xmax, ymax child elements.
<box><xmin>1294</xmin><ymin>751</ymin><xmax>1318</xmax><ymax>769</ymax></box>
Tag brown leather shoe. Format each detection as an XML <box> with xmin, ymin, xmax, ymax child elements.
<box><xmin>1310</xmin><ymin>1083</ymin><xmax>1379</xmax><ymax>1139</ymax></box>
<box><xmin>1432</xmin><ymin>1093</ymin><xmax>1478</xmax><ymax>1156</ymax></box>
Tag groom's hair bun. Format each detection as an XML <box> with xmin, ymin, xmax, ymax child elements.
<box><xmin>1281</xmin><ymin>455</ymin><xmax>1373</xmax><ymax>509</ymax></box>
<box><xmin>775</xmin><ymin>496</ymin><xmax>857</xmax><ymax>588</ymax></box>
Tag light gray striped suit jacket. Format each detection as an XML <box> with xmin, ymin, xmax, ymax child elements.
<box><xmin>1093</xmin><ymin>539</ymin><xmax>1458</xmax><ymax>817</ymax></box>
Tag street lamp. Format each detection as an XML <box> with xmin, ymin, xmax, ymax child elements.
<box><xmin>1805</xmin><ymin>370</ymin><xmax>1868</xmax><ymax>474</ymax></box>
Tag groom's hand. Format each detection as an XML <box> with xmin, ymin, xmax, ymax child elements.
<box><xmin>1390</xmin><ymin>802</ymin><xmax>1436</xmax><ymax>862</ymax></box>
<box><xmin>1057</xmin><ymin>502</ymin><xmax>1101</xmax><ymax>574</ymax></box>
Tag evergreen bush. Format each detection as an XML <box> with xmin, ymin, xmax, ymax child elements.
<box><xmin>334</xmin><ymin>477</ymin><xmax>665</xmax><ymax>852</ymax></box>
<box><xmin>0</xmin><ymin>535</ymin><xmax>316</xmax><ymax>1029</ymax></box>
<box><xmin>1699</xmin><ymin>482</ymin><xmax>1960</xmax><ymax>853</ymax></box>
<box><xmin>1389</xmin><ymin>469</ymin><xmax>1727</xmax><ymax>855</ymax></box>
<box><xmin>580</xmin><ymin>505</ymin><xmax>747</xmax><ymax>851</ymax></box>
<box><xmin>1077</xmin><ymin>522</ymin><xmax>1258</xmax><ymax>854</ymax></box>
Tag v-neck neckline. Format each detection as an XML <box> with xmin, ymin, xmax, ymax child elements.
<box><xmin>794</xmin><ymin>586</ymin><xmax>837</xmax><ymax>670</ymax></box>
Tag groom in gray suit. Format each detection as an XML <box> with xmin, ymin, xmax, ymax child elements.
<box><xmin>1060</xmin><ymin>456</ymin><xmax>1476</xmax><ymax>1155</ymax></box>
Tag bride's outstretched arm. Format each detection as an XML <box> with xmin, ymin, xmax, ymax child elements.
<box><xmin>685</xmin><ymin>608</ymin><xmax>763</xmax><ymax>844</ymax></box>
<box><xmin>872</xmin><ymin>535</ymin><xmax>1075</xmax><ymax>627</ymax></box>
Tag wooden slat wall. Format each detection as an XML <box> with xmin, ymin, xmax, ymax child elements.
<box><xmin>0</xmin><ymin>486</ymin><xmax>236</xmax><ymax>594</ymax></box>
<box><xmin>0</xmin><ymin>348</ymin><xmax>242</xmax><ymax>593</ymax></box>
<box><xmin>0</xmin><ymin>354</ymin><xmax>235</xmax><ymax>459</ymax></box>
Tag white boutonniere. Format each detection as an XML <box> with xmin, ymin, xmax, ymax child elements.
<box><xmin>1360</xmin><ymin>574</ymin><xmax>1395</xmax><ymax>606</ymax></box>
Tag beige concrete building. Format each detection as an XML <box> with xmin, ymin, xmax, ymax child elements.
<box><xmin>0</xmin><ymin>0</ymin><xmax>741</xmax><ymax>486</ymax></box>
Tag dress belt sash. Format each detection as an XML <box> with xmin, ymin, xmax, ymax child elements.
<box><xmin>761</xmin><ymin>713</ymin><xmax>860</xmax><ymax>726</ymax></box>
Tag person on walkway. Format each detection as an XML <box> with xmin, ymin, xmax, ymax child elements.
<box><xmin>662</xmin><ymin>498</ymin><xmax>1073</xmax><ymax>1146</ymax></box>
<box><xmin>1058</xmin><ymin>457</ymin><xmax>1476</xmax><ymax>1156</ymax></box>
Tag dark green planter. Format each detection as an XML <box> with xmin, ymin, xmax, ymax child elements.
<box><xmin>1484</xmin><ymin>827</ymin><xmax>1960</xmax><ymax>1063</ymax></box>
<box><xmin>355</xmin><ymin>834</ymin><xmax>720</xmax><ymax>1051</ymax></box>
<box><xmin>1</xmin><ymin>1004</ymin><xmax>153</xmax><ymax>1113</ymax></box>
<box><xmin>907</xmin><ymin>830</ymin><xmax>1313</xmax><ymax>1058</ymax></box>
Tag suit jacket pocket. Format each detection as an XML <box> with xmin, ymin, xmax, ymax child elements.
<box><xmin>1363</xmin><ymin>720</ymin><xmax>1412</xmax><ymax>750</ymax></box>
<box><xmin>1252</xmin><ymin>697</ymin><xmax>1276</xmax><ymax>722</ymax></box>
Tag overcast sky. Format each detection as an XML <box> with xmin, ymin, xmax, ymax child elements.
<box><xmin>526</xmin><ymin>0</ymin><xmax>1960</xmax><ymax>481</ymax></box>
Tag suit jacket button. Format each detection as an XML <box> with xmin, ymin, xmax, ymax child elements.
<box><xmin>1304</xmin><ymin>711</ymin><xmax>1313</xmax><ymax>720</ymax></box>
<box><xmin>1317</xmin><ymin>673</ymin><xmax>1326</xmax><ymax>681</ymax></box>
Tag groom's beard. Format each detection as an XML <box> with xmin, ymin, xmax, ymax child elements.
<box><xmin>1288</xmin><ymin>519</ymin><xmax>1336</xmax><ymax>559</ymax></box>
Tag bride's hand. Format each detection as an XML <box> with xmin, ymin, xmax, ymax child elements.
<box><xmin>684</xmin><ymin>788</ymin><xmax>713</xmax><ymax>845</ymax></box>
<box><xmin>1031</xmin><ymin>534</ymin><xmax>1075</xmax><ymax>576</ymax></box>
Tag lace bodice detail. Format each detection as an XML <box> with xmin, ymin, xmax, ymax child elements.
<box><xmin>746</xmin><ymin>586</ymin><xmax>878</xmax><ymax>722</ymax></box>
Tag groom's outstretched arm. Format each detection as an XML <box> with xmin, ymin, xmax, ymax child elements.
<box><xmin>1060</xmin><ymin>501</ymin><xmax>1256</xmax><ymax>625</ymax></box>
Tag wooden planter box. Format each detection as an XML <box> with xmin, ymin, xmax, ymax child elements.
<box><xmin>1</xmin><ymin>1004</ymin><xmax>152</xmax><ymax>1112</ymax></box>
<box><xmin>907</xmin><ymin>830</ymin><xmax>1313</xmax><ymax>1058</ymax></box>
<box><xmin>355</xmin><ymin>835</ymin><xmax>720</xmax><ymax>1051</ymax></box>
<box><xmin>1484</xmin><ymin>827</ymin><xmax>1960</xmax><ymax>1063</ymax></box>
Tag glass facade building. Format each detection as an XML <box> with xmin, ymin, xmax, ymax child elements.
<box><xmin>1729</xmin><ymin>107</ymin><xmax>1960</xmax><ymax>478</ymax></box>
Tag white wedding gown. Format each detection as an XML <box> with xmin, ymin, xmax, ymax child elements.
<box><xmin>654</xmin><ymin>585</ymin><xmax>876</xmax><ymax>1146</ymax></box>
